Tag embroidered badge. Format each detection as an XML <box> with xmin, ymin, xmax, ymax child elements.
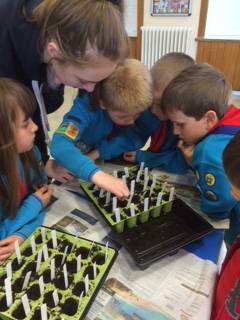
<box><xmin>65</xmin><ymin>123</ymin><xmax>79</xmax><ymax>139</ymax></box>
<box><xmin>56</xmin><ymin>122</ymin><xmax>79</xmax><ymax>140</ymax></box>
<box><xmin>205</xmin><ymin>173</ymin><xmax>215</xmax><ymax>186</ymax></box>
<box><xmin>205</xmin><ymin>190</ymin><xmax>218</xmax><ymax>201</ymax></box>
<box><xmin>56</xmin><ymin>122</ymin><xmax>68</xmax><ymax>134</ymax></box>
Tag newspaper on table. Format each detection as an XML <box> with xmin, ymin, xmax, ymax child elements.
<box><xmin>43</xmin><ymin>166</ymin><xmax>223</xmax><ymax>320</ymax></box>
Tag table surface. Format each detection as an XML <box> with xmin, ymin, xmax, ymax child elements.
<box><xmin>43</xmin><ymin>166</ymin><xmax>225</xmax><ymax>320</ymax></box>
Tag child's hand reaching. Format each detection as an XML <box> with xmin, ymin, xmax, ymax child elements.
<box><xmin>34</xmin><ymin>185</ymin><xmax>53</xmax><ymax>207</ymax></box>
<box><xmin>86</xmin><ymin>149</ymin><xmax>100</xmax><ymax>161</ymax></box>
<box><xmin>0</xmin><ymin>235</ymin><xmax>24</xmax><ymax>263</ymax></box>
<box><xmin>178</xmin><ymin>140</ymin><xmax>195</xmax><ymax>166</ymax></box>
<box><xmin>92</xmin><ymin>171</ymin><xmax>129</xmax><ymax>199</ymax></box>
<box><xmin>123</xmin><ymin>151</ymin><xmax>136</xmax><ymax>163</ymax></box>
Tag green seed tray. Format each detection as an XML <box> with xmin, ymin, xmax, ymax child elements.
<box><xmin>81</xmin><ymin>166</ymin><xmax>173</xmax><ymax>234</ymax></box>
<box><xmin>0</xmin><ymin>227</ymin><xmax>117</xmax><ymax>320</ymax></box>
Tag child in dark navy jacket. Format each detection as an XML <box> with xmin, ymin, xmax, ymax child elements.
<box><xmin>161</xmin><ymin>63</ymin><xmax>240</xmax><ymax>245</ymax></box>
<box><xmin>0</xmin><ymin>78</ymin><xmax>53</xmax><ymax>263</ymax></box>
<box><xmin>50</xmin><ymin>59</ymin><xmax>152</xmax><ymax>198</ymax></box>
<box><xmin>211</xmin><ymin>133</ymin><xmax>240</xmax><ymax>320</ymax></box>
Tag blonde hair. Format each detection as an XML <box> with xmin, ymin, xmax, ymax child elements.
<box><xmin>151</xmin><ymin>52</ymin><xmax>195</xmax><ymax>95</ymax></box>
<box><xmin>100</xmin><ymin>59</ymin><xmax>152</xmax><ymax>113</ymax></box>
<box><xmin>33</xmin><ymin>0</ymin><xmax>129</xmax><ymax>65</ymax></box>
<box><xmin>0</xmin><ymin>78</ymin><xmax>42</xmax><ymax>217</ymax></box>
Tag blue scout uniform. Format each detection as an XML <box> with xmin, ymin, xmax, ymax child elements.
<box><xmin>50</xmin><ymin>95</ymin><xmax>134</xmax><ymax>181</ymax></box>
<box><xmin>97</xmin><ymin>109</ymin><xmax>189</xmax><ymax>173</ymax></box>
<box><xmin>192</xmin><ymin>105</ymin><xmax>240</xmax><ymax>244</ymax></box>
<box><xmin>0</xmin><ymin>146</ymin><xmax>47</xmax><ymax>240</ymax></box>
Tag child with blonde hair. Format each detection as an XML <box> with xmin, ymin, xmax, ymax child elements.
<box><xmin>0</xmin><ymin>78</ymin><xmax>53</xmax><ymax>262</ymax></box>
<box><xmin>50</xmin><ymin>59</ymin><xmax>152</xmax><ymax>198</ymax></box>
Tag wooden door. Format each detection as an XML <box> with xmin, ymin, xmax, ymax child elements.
<box><xmin>196</xmin><ymin>0</ymin><xmax>240</xmax><ymax>90</ymax></box>
<box><xmin>128</xmin><ymin>0</ymin><xmax>144</xmax><ymax>60</ymax></box>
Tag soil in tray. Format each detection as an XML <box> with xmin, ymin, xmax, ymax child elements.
<box><xmin>12</xmin><ymin>303</ymin><xmax>26</xmax><ymax>320</ymax></box>
<box><xmin>54</xmin><ymin>254</ymin><xmax>64</xmax><ymax>268</ymax></box>
<box><xmin>32</xmin><ymin>308</ymin><xmax>50</xmax><ymax>320</ymax></box>
<box><xmin>22</xmin><ymin>246</ymin><xmax>33</xmax><ymax>257</ymax></box>
<box><xmin>53</xmin><ymin>273</ymin><xmax>73</xmax><ymax>290</ymax></box>
<box><xmin>12</xmin><ymin>258</ymin><xmax>25</xmax><ymax>272</ymax></box>
<box><xmin>59</xmin><ymin>239</ymin><xmax>73</xmax><ymax>254</ymax></box>
<box><xmin>12</xmin><ymin>277</ymin><xmax>24</xmax><ymax>293</ymax></box>
<box><xmin>92</xmin><ymin>253</ymin><xmax>105</xmax><ymax>265</ymax></box>
<box><xmin>22</xmin><ymin>261</ymin><xmax>37</xmax><ymax>275</ymax></box>
<box><xmin>83</xmin><ymin>265</ymin><xmax>99</xmax><ymax>280</ymax></box>
<box><xmin>0</xmin><ymin>273</ymin><xmax>6</xmax><ymax>287</ymax></box>
<box><xmin>72</xmin><ymin>281</ymin><xmax>86</xmax><ymax>297</ymax></box>
<box><xmin>26</xmin><ymin>283</ymin><xmax>41</xmax><ymax>300</ymax></box>
<box><xmin>42</xmin><ymin>269</ymin><xmax>52</xmax><ymax>283</ymax></box>
<box><xmin>66</xmin><ymin>259</ymin><xmax>78</xmax><ymax>274</ymax></box>
<box><xmin>75</xmin><ymin>247</ymin><xmax>90</xmax><ymax>259</ymax></box>
<box><xmin>61</xmin><ymin>298</ymin><xmax>78</xmax><ymax>316</ymax></box>
<box><xmin>131</xmin><ymin>194</ymin><xmax>141</xmax><ymax>203</ymax></box>
<box><xmin>0</xmin><ymin>296</ymin><xmax>8</xmax><ymax>312</ymax></box>
<box><xmin>117</xmin><ymin>199</ymin><xmax>128</xmax><ymax>208</ymax></box>
<box><xmin>103</xmin><ymin>203</ymin><xmax>112</xmax><ymax>213</ymax></box>
<box><xmin>43</xmin><ymin>290</ymin><xmax>62</xmax><ymax>308</ymax></box>
<box><xmin>35</xmin><ymin>234</ymin><xmax>43</xmax><ymax>244</ymax></box>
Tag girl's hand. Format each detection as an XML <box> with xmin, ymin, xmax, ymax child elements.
<box><xmin>34</xmin><ymin>185</ymin><xmax>53</xmax><ymax>207</ymax></box>
<box><xmin>123</xmin><ymin>151</ymin><xmax>136</xmax><ymax>163</ymax></box>
<box><xmin>45</xmin><ymin>159</ymin><xmax>74</xmax><ymax>183</ymax></box>
<box><xmin>0</xmin><ymin>235</ymin><xmax>24</xmax><ymax>263</ymax></box>
<box><xmin>91</xmin><ymin>171</ymin><xmax>129</xmax><ymax>199</ymax></box>
<box><xmin>177</xmin><ymin>140</ymin><xmax>195</xmax><ymax>166</ymax></box>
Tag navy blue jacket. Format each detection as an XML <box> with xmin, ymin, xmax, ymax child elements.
<box><xmin>0</xmin><ymin>0</ymin><xmax>64</xmax><ymax>162</ymax></box>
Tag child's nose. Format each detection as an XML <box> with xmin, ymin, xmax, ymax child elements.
<box><xmin>31</xmin><ymin>120</ymin><xmax>38</xmax><ymax>132</ymax></box>
<box><xmin>82</xmin><ymin>82</ymin><xmax>95</xmax><ymax>92</ymax></box>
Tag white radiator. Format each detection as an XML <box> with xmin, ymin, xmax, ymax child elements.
<box><xmin>141</xmin><ymin>26</ymin><xmax>192</xmax><ymax>69</ymax></box>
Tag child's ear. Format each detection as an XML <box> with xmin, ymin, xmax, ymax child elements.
<box><xmin>204</xmin><ymin>110</ymin><xmax>218</xmax><ymax>130</ymax></box>
<box><xmin>46</xmin><ymin>41</ymin><xmax>60</xmax><ymax>59</ymax></box>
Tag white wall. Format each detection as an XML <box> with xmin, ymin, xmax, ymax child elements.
<box><xmin>143</xmin><ymin>0</ymin><xmax>202</xmax><ymax>58</ymax></box>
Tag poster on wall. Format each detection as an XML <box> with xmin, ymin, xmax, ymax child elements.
<box><xmin>151</xmin><ymin>0</ymin><xmax>192</xmax><ymax>16</ymax></box>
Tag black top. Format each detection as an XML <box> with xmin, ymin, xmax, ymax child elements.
<box><xmin>0</xmin><ymin>0</ymin><xmax>64</xmax><ymax>163</ymax></box>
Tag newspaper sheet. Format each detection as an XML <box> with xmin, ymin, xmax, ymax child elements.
<box><xmin>43</xmin><ymin>171</ymin><xmax>220</xmax><ymax>320</ymax></box>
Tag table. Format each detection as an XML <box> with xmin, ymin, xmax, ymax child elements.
<box><xmin>44</xmin><ymin>167</ymin><xmax>225</xmax><ymax>320</ymax></box>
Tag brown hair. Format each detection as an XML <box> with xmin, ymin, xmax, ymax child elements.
<box><xmin>99</xmin><ymin>59</ymin><xmax>152</xmax><ymax>113</ymax></box>
<box><xmin>32</xmin><ymin>0</ymin><xmax>129</xmax><ymax>65</ymax></box>
<box><xmin>0</xmin><ymin>78</ymin><xmax>43</xmax><ymax>218</ymax></box>
<box><xmin>161</xmin><ymin>63</ymin><xmax>231</xmax><ymax>120</ymax></box>
<box><xmin>223</xmin><ymin>133</ymin><xmax>240</xmax><ymax>189</ymax></box>
<box><xmin>151</xmin><ymin>52</ymin><xmax>194</xmax><ymax>97</ymax></box>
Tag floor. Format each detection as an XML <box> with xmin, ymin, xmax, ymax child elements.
<box><xmin>48</xmin><ymin>88</ymin><xmax>240</xmax><ymax>137</ymax></box>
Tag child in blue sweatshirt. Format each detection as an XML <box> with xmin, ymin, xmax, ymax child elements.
<box><xmin>0</xmin><ymin>78</ymin><xmax>53</xmax><ymax>262</ymax></box>
<box><xmin>50</xmin><ymin>59</ymin><xmax>152</xmax><ymax>198</ymax></box>
<box><xmin>93</xmin><ymin>53</ymin><xmax>194</xmax><ymax>173</ymax></box>
<box><xmin>161</xmin><ymin>63</ymin><xmax>240</xmax><ymax>245</ymax></box>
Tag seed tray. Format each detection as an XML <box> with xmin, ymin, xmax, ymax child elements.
<box><xmin>81</xmin><ymin>166</ymin><xmax>213</xmax><ymax>269</ymax></box>
<box><xmin>0</xmin><ymin>227</ymin><xmax>117</xmax><ymax>319</ymax></box>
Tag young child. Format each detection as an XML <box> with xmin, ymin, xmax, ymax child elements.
<box><xmin>124</xmin><ymin>52</ymin><xmax>195</xmax><ymax>172</ymax></box>
<box><xmin>211</xmin><ymin>134</ymin><xmax>240</xmax><ymax>320</ymax></box>
<box><xmin>94</xmin><ymin>52</ymin><xmax>194</xmax><ymax>173</ymax></box>
<box><xmin>50</xmin><ymin>59</ymin><xmax>152</xmax><ymax>198</ymax></box>
<box><xmin>161</xmin><ymin>63</ymin><xmax>240</xmax><ymax>245</ymax></box>
<box><xmin>0</xmin><ymin>78</ymin><xmax>53</xmax><ymax>262</ymax></box>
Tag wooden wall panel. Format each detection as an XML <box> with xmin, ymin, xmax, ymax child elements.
<box><xmin>196</xmin><ymin>40</ymin><xmax>240</xmax><ymax>90</ymax></box>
